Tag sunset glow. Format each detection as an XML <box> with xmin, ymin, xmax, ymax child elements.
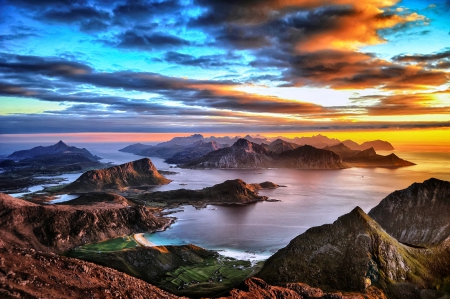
<box><xmin>0</xmin><ymin>0</ymin><xmax>448</xmax><ymax>139</ymax></box>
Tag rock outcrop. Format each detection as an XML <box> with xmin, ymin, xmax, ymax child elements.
<box><xmin>369</xmin><ymin>178</ymin><xmax>450</xmax><ymax>246</ymax></box>
<box><xmin>0</xmin><ymin>193</ymin><xmax>170</xmax><ymax>252</ymax></box>
<box><xmin>138</xmin><ymin>179</ymin><xmax>276</xmax><ymax>206</ymax></box>
<box><xmin>64</xmin><ymin>158</ymin><xmax>170</xmax><ymax>192</ymax></box>
<box><xmin>276</xmin><ymin>145</ymin><xmax>346</xmax><ymax>169</ymax></box>
<box><xmin>7</xmin><ymin>140</ymin><xmax>101</xmax><ymax>161</ymax></box>
<box><xmin>257</xmin><ymin>207</ymin><xmax>450</xmax><ymax>297</ymax></box>
<box><xmin>165</xmin><ymin>140</ymin><xmax>222</xmax><ymax>164</ymax></box>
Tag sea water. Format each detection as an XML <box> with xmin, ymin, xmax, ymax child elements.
<box><xmin>2</xmin><ymin>142</ymin><xmax>450</xmax><ymax>259</ymax></box>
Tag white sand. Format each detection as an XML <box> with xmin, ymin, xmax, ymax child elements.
<box><xmin>133</xmin><ymin>233</ymin><xmax>157</xmax><ymax>247</ymax></box>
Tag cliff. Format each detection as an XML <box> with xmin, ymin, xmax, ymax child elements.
<box><xmin>64</xmin><ymin>158</ymin><xmax>170</xmax><ymax>192</ymax></box>
<box><xmin>7</xmin><ymin>140</ymin><xmax>101</xmax><ymax>161</ymax></box>
<box><xmin>257</xmin><ymin>207</ymin><xmax>450</xmax><ymax>297</ymax></box>
<box><xmin>369</xmin><ymin>178</ymin><xmax>450</xmax><ymax>246</ymax></box>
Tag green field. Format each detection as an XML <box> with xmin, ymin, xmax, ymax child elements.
<box><xmin>73</xmin><ymin>236</ymin><xmax>139</xmax><ymax>252</ymax></box>
<box><xmin>68</xmin><ymin>237</ymin><xmax>264</xmax><ymax>297</ymax></box>
<box><xmin>160</xmin><ymin>256</ymin><xmax>263</xmax><ymax>297</ymax></box>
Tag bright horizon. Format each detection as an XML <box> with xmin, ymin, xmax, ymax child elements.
<box><xmin>1</xmin><ymin>128</ymin><xmax>449</xmax><ymax>152</ymax></box>
<box><xmin>0</xmin><ymin>0</ymin><xmax>449</xmax><ymax>138</ymax></box>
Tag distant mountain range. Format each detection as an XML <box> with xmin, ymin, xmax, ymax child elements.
<box><xmin>7</xmin><ymin>140</ymin><xmax>101</xmax><ymax>161</ymax></box>
<box><xmin>118</xmin><ymin>134</ymin><xmax>398</xmax><ymax>168</ymax></box>
<box><xmin>181</xmin><ymin>139</ymin><xmax>411</xmax><ymax>169</ymax></box>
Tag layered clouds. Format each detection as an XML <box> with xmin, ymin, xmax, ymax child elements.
<box><xmin>0</xmin><ymin>0</ymin><xmax>449</xmax><ymax>133</ymax></box>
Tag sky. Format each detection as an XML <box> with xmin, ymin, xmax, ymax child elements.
<box><xmin>0</xmin><ymin>0</ymin><xmax>449</xmax><ymax>137</ymax></box>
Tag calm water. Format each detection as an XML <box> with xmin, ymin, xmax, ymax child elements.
<box><xmin>2</xmin><ymin>142</ymin><xmax>450</xmax><ymax>258</ymax></box>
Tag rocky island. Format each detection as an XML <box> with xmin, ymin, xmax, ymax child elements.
<box><xmin>136</xmin><ymin>179</ymin><xmax>280</xmax><ymax>208</ymax></box>
<box><xmin>63</xmin><ymin>158</ymin><xmax>170</xmax><ymax>192</ymax></box>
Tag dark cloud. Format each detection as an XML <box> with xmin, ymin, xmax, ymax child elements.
<box><xmin>163</xmin><ymin>51</ymin><xmax>242</xmax><ymax>68</ymax></box>
<box><xmin>41</xmin><ymin>6</ymin><xmax>110</xmax><ymax>23</ymax></box>
<box><xmin>393</xmin><ymin>50</ymin><xmax>450</xmax><ymax>62</ymax></box>
<box><xmin>113</xmin><ymin>30</ymin><xmax>190</xmax><ymax>50</ymax></box>
<box><xmin>113</xmin><ymin>0</ymin><xmax>181</xmax><ymax>21</ymax></box>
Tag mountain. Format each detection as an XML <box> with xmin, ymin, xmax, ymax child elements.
<box><xmin>7</xmin><ymin>140</ymin><xmax>101</xmax><ymax>161</ymax></box>
<box><xmin>276</xmin><ymin>145</ymin><xmax>346</xmax><ymax>169</ymax></box>
<box><xmin>257</xmin><ymin>206</ymin><xmax>450</xmax><ymax>296</ymax></box>
<box><xmin>156</xmin><ymin>133</ymin><xmax>205</xmax><ymax>147</ymax></box>
<box><xmin>343</xmin><ymin>148</ymin><xmax>415</xmax><ymax>167</ymax></box>
<box><xmin>342</xmin><ymin>140</ymin><xmax>394</xmax><ymax>151</ymax></box>
<box><xmin>165</xmin><ymin>140</ymin><xmax>222</xmax><ymax>164</ymax></box>
<box><xmin>64</xmin><ymin>158</ymin><xmax>170</xmax><ymax>192</ymax></box>
<box><xmin>138</xmin><ymin>143</ymin><xmax>187</xmax><ymax>159</ymax></box>
<box><xmin>181</xmin><ymin>139</ymin><xmax>346</xmax><ymax>169</ymax></box>
<box><xmin>323</xmin><ymin>143</ymin><xmax>360</xmax><ymax>159</ymax></box>
<box><xmin>182</xmin><ymin>139</ymin><xmax>275</xmax><ymax>169</ymax></box>
<box><xmin>369</xmin><ymin>178</ymin><xmax>450</xmax><ymax>246</ymax></box>
<box><xmin>268</xmin><ymin>139</ymin><xmax>300</xmax><ymax>153</ymax></box>
<box><xmin>118</xmin><ymin>143</ymin><xmax>153</xmax><ymax>154</ymax></box>
<box><xmin>288</xmin><ymin>134</ymin><xmax>340</xmax><ymax>148</ymax></box>
<box><xmin>0</xmin><ymin>192</ymin><xmax>171</xmax><ymax>252</ymax></box>
<box><xmin>138</xmin><ymin>179</ymin><xmax>277</xmax><ymax>207</ymax></box>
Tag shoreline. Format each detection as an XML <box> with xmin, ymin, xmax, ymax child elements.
<box><xmin>133</xmin><ymin>233</ymin><xmax>157</xmax><ymax>247</ymax></box>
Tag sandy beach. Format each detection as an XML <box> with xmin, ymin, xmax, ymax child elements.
<box><xmin>133</xmin><ymin>233</ymin><xmax>157</xmax><ymax>247</ymax></box>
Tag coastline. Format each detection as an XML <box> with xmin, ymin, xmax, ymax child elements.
<box><xmin>133</xmin><ymin>233</ymin><xmax>157</xmax><ymax>247</ymax></box>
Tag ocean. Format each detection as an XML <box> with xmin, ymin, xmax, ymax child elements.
<box><xmin>2</xmin><ymin>142</ymin><xmax>450</xmax><ymax>260</ymax></box>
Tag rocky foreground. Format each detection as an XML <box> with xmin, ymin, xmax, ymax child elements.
<box><xmin>0</xmin><ymin>193</ymin><xmax>170</xmax><ymax>252</ymax></box>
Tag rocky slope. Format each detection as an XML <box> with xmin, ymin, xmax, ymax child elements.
<box><xmin>257</xmin><ymin>207</ymin><xmax>450</xmax><ymax>297</ymax></box>
<box><xmin>64</xmin><ymin>158</ymin><xmax>170</xmax><ymax>192</ymax></box>
<box><xmin>221</xmin><ymin>277</ymin><xmax>388</xmax><ymax>299</ymax></box>
<box><xmin>137</xmin><ymin>179</ymin><xmax>276</xmax><ymax>207</ymax></box>
<box><xmin>369</xmin><ymin>178</ymin><xmax>450</xmax><ymax>246</ymax></box>
<box><xmin>0</xmin><ymin>246</ymin><xmax>182</xmax><ymax>299</ymax></box>
<box><xmin>138</xmin><ymin>144</ymin><xmax>187</xmax><ymax>159</ymax></box>
<box><xmin>343</xmin><ymin>148</ymin><xmax>415</xmax><ymax>167</ymax></box>
<box><xmin>7</xmin><ymin>140</ymin><xmax>101</xmax><ymax>161</ymax></box>
<box><xmin>0</xmin><ymin>192</ymin><xmax>171</xmax><ymax>252</ymax></box>
<box><xmin>182</xmin><ymin>139</ymin><xmax>346</xmax><ymax>169</ymax></box>
<box><xmin>181</xmin><ymin>139</ymin><xmax>275</xmax><ymax>169</ymax></box>
<box><xmin>165</xmin><ymin>140</ymin><xmax>222</xmax><ymax>164</ymax></box>
<box><xmin>268</xmin><ymin>139</ymin><xmax>300</xmax><ymax>153</ymax></box>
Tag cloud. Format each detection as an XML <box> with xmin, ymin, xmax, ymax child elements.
<box><xmin>162</xmin><ymin>51</ymin><xmax>243</xmax><ymax>68</ymax></box>
<box><xmin>281</xmin><ymin>50</ymin><xmax>449</xmax><ymax>89</ymax></box>
<box><xmin>112</xmin><ymin>0</ymin><xmax>181</xmax><ymax>21</ymax></box>
<box><xmin>112</xmin><ymin>30</ymin><xmax>191</xmax><ymax>50</ymax></box>
<box><xmin>393</xmin><ymin>50</ymin><xmax>450</xmax><ymax>62</ymax></box>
